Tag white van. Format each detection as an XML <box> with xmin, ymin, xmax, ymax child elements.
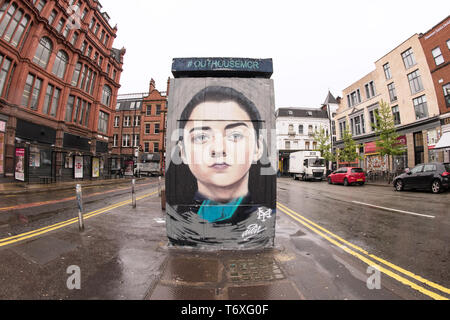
<box><xmin>289</xmin><ymin>151</ymin><xmax>326</xmax><ymax>181</ymax></box>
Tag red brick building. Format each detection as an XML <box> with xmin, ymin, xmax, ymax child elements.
<box><xmin>112</xmin><ymin>78</ymin><xmax>169</xmax><ymax>175</ymax></box>
<box><xmin>0</xmin><ymin>0</ymin><xmax>124</xmax><ymax>182</ymax></box>
<box><xmin>419</xmin><ymin>15</ymin><xmax>450</xmax><ymax>161</ymax></box>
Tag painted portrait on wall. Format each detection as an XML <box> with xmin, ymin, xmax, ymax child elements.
<box><xmin>165</xmin><ymin>78</ymin><xmax>277</xmax><ymax>249</ymax></box>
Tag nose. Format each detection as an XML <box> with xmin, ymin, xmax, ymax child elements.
<box><xmin>210</xmin><ymin>134</ymin><xmax>226</xmax><ymax>158</ymax></box>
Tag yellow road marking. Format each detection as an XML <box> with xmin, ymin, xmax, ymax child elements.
<box><xmin>0</xmin><ymin>191</ymin><xmax>158</xmax><ymax>247</ymax></box>
<box><xmin>277</xmin><ymin>202</ymin><xmax>449</xmax><ymax>300</ymax></box>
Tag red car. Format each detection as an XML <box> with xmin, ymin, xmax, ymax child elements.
<box><xmin>328</xmin><ymin>167</ymin><xmax>366</xmax><ymax>186</ymax></box>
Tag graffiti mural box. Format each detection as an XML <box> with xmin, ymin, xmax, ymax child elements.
<box><xmin>165</xmin><ymin>74</ymin><xmax>277</xmax><ymax>250</ymax></box>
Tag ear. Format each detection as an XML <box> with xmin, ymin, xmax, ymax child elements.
<box><xmin>178</xmin><ymin>141</ymin><xmax>188</xmax><ymax>165</ymax></box>
<box><xmin>253</xmin><ymin>135</ymin><xmax>264</xmax><ymax>162</ymax></box>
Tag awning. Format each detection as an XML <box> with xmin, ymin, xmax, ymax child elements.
<box><xmin>434</xmin><ymin>132</ymin><xmax>450</xmax><ymax>149</ymax></box>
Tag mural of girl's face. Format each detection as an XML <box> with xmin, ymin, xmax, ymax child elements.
<box><xmin>180</xmin><ymin>100</ymin><xmax>263</xmax><ymax>195</ymax></box>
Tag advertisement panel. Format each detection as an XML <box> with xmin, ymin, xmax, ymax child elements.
<box><xmin>15</xmin><ymin>148</ymin><xmax>25</xmax><ymax>181</ymax></box>
<box><xmin>92</xmin><ymin>157</ymin><xmax>100</xmax><ymax>178</ymax></box>
<box><xmin>74</xmin><ymin>156</ymin><xmax>83</xmax><ymax>179</ymax></box>
<box><xmin>124</xmin><ymin>160</ymin><xmax>134</xmax><ymax>176</ymax></box>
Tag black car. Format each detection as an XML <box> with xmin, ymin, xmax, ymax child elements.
<box><xmin>393</xmin><ymin>162</ymin><xmax>450</xmax><ymax>194</ymax></box>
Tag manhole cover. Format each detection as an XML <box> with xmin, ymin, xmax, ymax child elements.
<box><xmin>227</xmin><ymin>257</ymin><xmax>285</xmax><ymax>283</ymax></box>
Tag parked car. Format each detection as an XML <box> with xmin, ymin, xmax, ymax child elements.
<box><xmin>393</xmin><ymin>162</ymin><xmax>450</xmax><ymax>194</ymax></box>
<box><xmin>327</xmin><ymin>167</ymin><xmax>366</xmax><ymax>186</ymax></box>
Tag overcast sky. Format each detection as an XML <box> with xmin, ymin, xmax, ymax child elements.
<box><xmin>100</xmin><ymin>0</ymin><xmax>449</xmax><ymax>109</ymax></box>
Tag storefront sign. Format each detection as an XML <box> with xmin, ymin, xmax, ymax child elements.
<box><xmin>92</xmin><ymin>157</ymin><xmax>100</xmax><ymax>178</ymax></box>
<box><xmin>74</xmin><ymin>156</ymin><xmax>83</xmax><ymax>179</ymax></box>
<box><xmin>15</xmin><ymin>148</ymin><xmax>25</xmax><ymax>181</ymax></box>
<box><xmin>365</xmin><ymin>142</ymin><xmax>378</xmax><ymax>154</ymax></box>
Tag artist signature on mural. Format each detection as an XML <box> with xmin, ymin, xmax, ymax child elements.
<box><xmin>242</xmin><ymin>224</ymin><xmax>265</xmax><ymax>241</ymax></box>
<box><xmin>257</xmin><ymin>208</ymin><xmax>272</xmax><ymax>222</ymax></box>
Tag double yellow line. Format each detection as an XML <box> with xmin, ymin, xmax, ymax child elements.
<box><xmin>0</xmin><ymin>190</ymin><xmax>158</xmax><ymax>248</ymax></box>
<box><xmin>277</xmin><ymin>201</ymin><xmax>450</xmax><ymax>300</ymax></box>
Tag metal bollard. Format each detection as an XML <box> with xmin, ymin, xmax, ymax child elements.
<box><xmin>132</xmin><ymin>179</ymin><xmax>136</xmax><ymax>208</ymax></box>
<box><xmin>75</xmin><ymin>184</ymin><xmax>84</xmax><ymax>231</ymax></box>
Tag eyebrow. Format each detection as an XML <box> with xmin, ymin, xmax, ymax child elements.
<box><xmin>188</xmin><ymin>122</ymin><xmax>249</xmax><ymax>133</ymax></box>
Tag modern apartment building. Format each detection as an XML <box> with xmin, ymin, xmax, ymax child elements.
<box><xmin>334</xmin><ymin>32</ymin><xmax>442</xmax><ymax>172</ymax></box>
<box><xmin>276</xmin><ymin>107</ymin><xmax>330</xmax><ymax>174</ymax></box>
<box><xmin>0</xmin><ymin>0</ymin><xmax>124</xmax><ymax>182</ymax></box>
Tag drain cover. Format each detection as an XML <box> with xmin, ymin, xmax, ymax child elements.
<box><xmin>227</xmin><ymin>257</ymin><xmax>285</xmax><ymax>283</ymax></box>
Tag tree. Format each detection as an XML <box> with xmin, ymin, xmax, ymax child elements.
<box><xmin>337</xmin><ymin>129</ymin><xmax>363</xmax><ymax>164</ymax></box>
<box><xmin>373</xmin><ymin>100</ymin><xmax>406</xmax><ymax>174</ymax></box>
<box><xmin>313</xmin><ymin>127</ymin><xmax>335</xmax><ymax>163</ymax></box>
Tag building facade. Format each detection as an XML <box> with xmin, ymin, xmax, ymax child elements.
<box><xmin>112</xmin><ymin>78</ymin><xmax>168</xmax><ymax>175</ymax></box>
<box><xmin>0</xmin><ymin>0</ymin><xmax>124</xmax><ymax>182</ymax></box>
<box><xmin>334</xmin><ymin>33</ymin><xmax>442</xmax><ymax>172</ymax></box>
<box><xmin>419</xmin><ymin>16</ymin><xmax>450</xmax><ymax>162</ymax></box>
<box><xmin>276</xmin><ymin>107</ymin><xmax>330</xmax><ymax>174</ymax></box>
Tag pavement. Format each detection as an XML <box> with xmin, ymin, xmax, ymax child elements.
<box><xmin>1</xmin><ymin>177</ymin><xmax>443</xmax><ymax>301</ymax></box>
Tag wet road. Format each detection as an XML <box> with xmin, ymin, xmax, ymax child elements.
<box><xmin>0</xmin><ymin>178</ymin><xmax>162</xmax><ymax>239</ymax></box>
<box><xmin>277</xmin><ymin>178</ymin><xmax>450</xmax><ymax>291</ymax></box>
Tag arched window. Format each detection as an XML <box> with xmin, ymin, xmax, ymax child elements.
<box><xmin>33</xmin><ymin>37</ymin><xmax>52</xmax><ymax>69</ymax></box>
<box><xmin>102</xmin><ymin>85</ymin><xmax>112</xmax><ymax>106</ymax></box>
<box><xmin>52</xmin><ymin>50</ymin><xmax>68</xmax><ymax>79</ymax></box>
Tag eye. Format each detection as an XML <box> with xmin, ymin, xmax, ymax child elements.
<box><xmin>227</xmin><ymin>132</ymin><xmax>244</xmax><ymax>142</ymax></box>
<box><xmin>192</xmin><ymin>133</ymin><xmax>210</xmax><ymax>144</ymax></box>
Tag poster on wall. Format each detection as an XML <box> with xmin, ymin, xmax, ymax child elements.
<box><xmin>124</xmin><ymin>161</ymin><xmax>134</xmax><ymax>176</ymax></box>
<box><xmin>92</xmin><ymin>157</ymin><xmax>100</xmax><ymax>178</ymax></box>
<box><xmin>0</xmin><ymin>133</ymin><xmax>4</xmax><ymax>175</ymax></box>
<box><xmin>165</xmin><ymin>72</ymin><xmax>277</xmax><ymax>249</ymax></box>
<box><xmin>15</xmin><ymin>148</ymin><xmax>25</xmax><ymax>181</ymax></box>
<box><xmin>74</xmin><ymin>156</ymin><xmax>83</xmax><ymax>179</ymax></box>
<box><xmin>29</xmin><ymin>152</ymin><xmax>40</xmax><ymax>167</ymax></box>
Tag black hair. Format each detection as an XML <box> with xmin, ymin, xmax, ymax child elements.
<box><xmin>166</xmin><ymin>86</ymin><xmax>275</xmax><ymax>210</ymax></box>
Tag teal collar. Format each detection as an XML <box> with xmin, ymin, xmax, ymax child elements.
<box><xmin>198</xmin><ymin>197</ymin><xmax>244</xmax><ymax>223</ymax></box>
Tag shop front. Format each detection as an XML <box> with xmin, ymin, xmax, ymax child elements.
<box><xmin>60</xmin><ymin>133</ymin><xmax>93</xmax><ymax>181</ymax></box>
<box><xmin>0</xmin><ymin>119</ymin><xmax>6</xmax><ymax>177</ymax></box>
<box><xmin>364</xmin><ymin>136</ymin><xmax>407</xmax><ymax>173</ymax></box>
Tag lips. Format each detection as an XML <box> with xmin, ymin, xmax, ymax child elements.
<box><xmin>210</xmin><ymin>163</ymin><xmax>230</xmax><ymax>170</ymax></box>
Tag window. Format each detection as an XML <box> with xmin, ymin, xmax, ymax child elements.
<box><xmin>285</xmin><ymin>141</ymin><xmax>291</xmax><ymax>149</ymax></box>
<box><xmin>423</xmin><ymin>164</ymin><xmax>436</xmax><ymax>172</ymax></box>
<box><xmin>365</xmin><ymin>81</ymin><xmax>376</xmax><ymax>99</ymax></box>
<box><xmin>73</xmin><ymin>97</ymin><xmax>80</xmax><ymax>122</ymax></box>
<box><xmin>98</xmin><ymin>56</ymin><xmax>103</xmax><ymax>67</ymax></box>
<box><xmin>43</xmin><ymin>84</ymin><xmax>60</xmax><ymax>117</ymax></box>
<box><xmin>80</xmin><ymin>41</ymin><xmax>87</xmax><ymax>54</ymax></box>
<box><xmin>48</xmin><ymin>9</ymin><xmax>57</xmax><ymax>25</ymax></box>
<box><xmin>106</xmin><ymin>64</ymin><xmax>111</xmax><ymax>75</ymax></box>
<box><xmin>52</xmin><ymin>50</ymin><xmax>69</xmax><ymax>79</ymax></box>
<box><xmin>388</xmin><ymin>83</ymin><xmax>397</xmax><ymax>102</ymax></box>
<box><xmin>305</xmin><ymin>141</ymin><xmax>310</xmax><ymax>150</ymax></box>
<box><xmin>84</xmin><ymin>103</ymin><xmax>90</xmax><ymax>127</ymax></box>
<box><xmin>65</xmin><ymin>95</ymin><xmax>74</xmax><ymax>122</ymax></box>
<box><xmin>349</xmin><ymin>90</ymin><xmax>361</xmax><ymax>107</ymax></box>
<box><xmin>392</xmin><ymin>106</ymin><xmax>401</xmax><ymax>125</ymax></box>
<box><xmin>339</xmin><ymin>120</ymin><xmax>347</xmax><ymax>139</ymax></box>
<box><xmin>145</xmin><ymin>123</ymin><xmax>150</xmax><ymax>134</ymax></box>
<box><xmin>104</xmin><ymin>34</ymin><xmax>109</xmax><ymax>46</ymax></box>
<box><xmin>383</xmin><ymin>63</ymin><xmax>392</xmax><ymax>80</ymax></box>
<box><xmin>113</xmin><ymin>134</ymin><xmax>118</xmax><ymax>147</ymax></box>
<box><xmin>0</xmin><ymin>54</ymin><xmax>14</xmax><ymax>97</ymax></box>
<box><xmin>97</xmin><ymin>111</ymin><xmax>109</xmax><ymax>134</ymax></box>
<box><xmin>134</xmin><ymin>116</ymin><xmax>140</xmax><ymax>127</ymax></box>
<box><xmin>86</xmin><ymin>46</ymin><xmax>92</xmax><ymax>58</ymax></box>
<box><xmin>22</xmin><ymin>73</ymin><xmax>42</xmax><ymax>110</ymax></box>
<box><xmin>369</xmin><ymin>108</ymin><xmax>379</xmax><ymax>130</ymax></box>
<box><xmin>35</xmin><ymin>0</ymin><xmax>47</xmax><ymax>12</ymax></box>
<box><xmin>100</xmin><ymin>30</ymin><xmax>105</xmax><ymax>42</ymax></box>
<box><xmin>70</xmin><ymin>32</ymin><xmax>78</xmax><ymax>46</ymax></box>
<box><xmin>146</xmin><ymin>105</ymin><xmax>152</xmax><ymax>116</ymax></box>
<box><xmin>94</xmin><ymin>23</ymin><xmax>100</xmax><ymax>35</ymax></box>
<box><xmin>0</xmin><ymin>3</ymin><xmax>29</xmax><ymax>47</ymax></box>
<box><xmin>56</xmin><ymin>18</ymin><xmax>65</xmax><ymax>33</ymax></box>
<box><xmin>101</xmin><ymin>85</ymin><xmax>112</xmax><ymax>106</ymax></box>
<box><xmin>288</xmin><ymin>124</ymin><xmax>294</xmax><ymax>132</ymax></box>
<box><xmin>63</xmin><ymin>24</ymin><xmax>70</xmax><ymax>38</ymax></box>
<box><xmin>153</xmin><ymin>142</ymin><xmax>159</xmax><ymax>153</ymax></box>
<box><xmin>447</xmin><ymin>39</ymin><xmax>450</xmax><ymax>50</ymax></box>
<box><xmin>299</xmin><ymin>125</ymin><xmax>303</xmax><ymax>134</ymax></box>
<box><xmin>413</xmin><ymin>95</ymin><xmax>428</xmax><ymax>120</ymax></box>
<box><xmin>132</xmin><ymin>135</ymin><xmax>139</xmax><ymax>147</ymax></box>
<box><xmin>33</xmin><ymin>37</ymin><xmax>52</xmax><ymax>69</ymax></box>
<box><xmin>71</xmin><ymin>62</ymin><xmax>82</xmax><ymax>86</ymax></box>
<box><xmin>401</xmin><ymin>48</ymin><xmax>416</xmax><ymax>69</ymax></box>
<box><xmin>350</xmin><ymin>113</ymin><xmax>365</xmax><ymax>136</ymax></box>
<box><xmin>407</xmin><ymin>70</ymin><xmax>424</xmax><ymax>94</ymax></box>
<box><xmin>89</xmin><ymin>18</ymin><xmax>95</xmax><ymax>29</ymax></box>
<box><xmin>122</xmin><ymin>134</ymin><xmax>130</xmax><ymax>147</ymax></box>
<box><xmin>144</xmin><ymin>142</ymin><xmax>149</xmax><ymax>153</ymax></box>
<box><xmin>79</xmin><ymin>65</ymin><xmax>88</xmax><ymax>89</ymax></box>
<box><xmin>156</xmin><ymin>104</ymin><xmax>161</xmax><ymax>115</ymax></box>
<box><xmin>81</xmin><ymin>8</ymin><xmax>88</xmax><ymax>20</ymax></box>
<box><xmin>154</xmin><ymin>123</ymin><xmax>160</xmax><ymax>134</ymax></box>
<box><xmin>123</xmin><ymin>116</ymin><xmax>130</xmax><ymax>127</ymax></box>
<box><xmin>411</xmin><ymin>165</ymin><xmax>424</xmax><ymax>174</ymax></box>
<box><xmin>431</xmin><ymin>47</ymin><xmax>444</xmax><ymax>66</ymax></box>
<box><xmin>308</xmin><ymin>125</ymin><xmax>313</xmax><ymax>135</ymax></box>
<box><xmin>444</xmin><ymin>83</ymin><xmax>450</xmax><ymax>108</ymax></box>
<box><xmin>114</xmin><ymin>116</ymin><xmax>120</xmax><ymax>127</ymax></box>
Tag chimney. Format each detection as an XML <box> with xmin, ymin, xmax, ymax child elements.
<box><xmin>166</xmin><ymin>77</ymin><xmax>171</xmax><ymax>97</ymax></box>
<box><xmin>149</xmin><ymin>78</ymin><xmax>155</xmax><ymax>93</ymax></box>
